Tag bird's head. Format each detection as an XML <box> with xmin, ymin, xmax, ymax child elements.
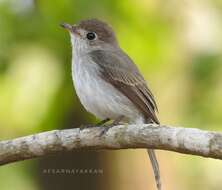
<box><xmin>61</xmin><ymin>19</ymin><xmax>118</xmax><ymax>53</ymax></box>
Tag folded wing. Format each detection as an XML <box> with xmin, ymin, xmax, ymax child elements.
<box><xmin>90</xmin><ymin>49</ymin><xmax>159</xmax><ymax>124</ymax></box>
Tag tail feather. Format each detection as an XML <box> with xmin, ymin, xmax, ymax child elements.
<box><xmin>147</xmin><ymin>149</ymin><xmax>162</xmax><ymax>190</ymax></box>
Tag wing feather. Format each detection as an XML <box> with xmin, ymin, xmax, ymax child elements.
<box><xmin>90</xmin><ymin>49</ymin><xmax>159</xmax><ymax>124</ymax></box>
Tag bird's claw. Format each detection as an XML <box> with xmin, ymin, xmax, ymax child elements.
<box><xmin>99</xmin><ymin>124</ymin><xmax>115</xmax><ymax>137</ymax></box>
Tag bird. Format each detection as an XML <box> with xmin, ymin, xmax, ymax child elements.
<box><xmin>61</xmin><ymin>18</ymin><xmax>162</xmax><ymax>190</ymax></box>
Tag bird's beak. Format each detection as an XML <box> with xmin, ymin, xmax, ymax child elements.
<box><xmin>60</xmin><ymin>23</ymin><xmax>81</xmax><ymax>36</ymax></box>
<box><xmin>60</xmin><ymin>23</ymin><xmax>73</xmax><ymax>31</ymax></box>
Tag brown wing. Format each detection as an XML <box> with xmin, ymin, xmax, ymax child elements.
<box><xmin>90</xmin><ymin>49</ymin><xmax>159</xmax><ymax>124</ymax></box>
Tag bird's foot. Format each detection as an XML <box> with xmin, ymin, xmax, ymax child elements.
<box><xmin>99</xmin><ymin>123</ymin><xmax>115</xmax><ymax>136</ymax></box>
<box><xmin>96</xmin><ymin>118</ymin><xmax>110</xmax><ymax>126</ymax></box>
<box><xmin>99</xmin><ymin>116</ymin><xmax>124</xmax><ymax>136</ymax></box>
<box><xmin>80</xmin><ymin>118</ymin><xmax>110</xmax><ymax>130</ymax></box>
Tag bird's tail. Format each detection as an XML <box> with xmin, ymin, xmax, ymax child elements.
<box><xmin>147</xmin><ymin>149</ymin><xmax>162</xmax><ymax>190</ymax></box>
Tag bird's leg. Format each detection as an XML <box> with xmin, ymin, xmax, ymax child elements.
<box><xmin>99</xmin><ymin>115</ymin><xmax>124</xmax><ymax>136</ymax></box>
<box><xmin>80</xmin><ymin>118</ymin><xmax>110</xmax><ymax>129</ymax></box>
<box><xmin>96</xmin><ymin>118</ymin><xmax>111</xmax><ymax>126</ymax></box>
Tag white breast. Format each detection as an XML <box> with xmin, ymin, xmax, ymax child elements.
<box><xmin>72</xmin><ymin>53</ymin><xmax>143</xmax><ymax>122</ymax></box>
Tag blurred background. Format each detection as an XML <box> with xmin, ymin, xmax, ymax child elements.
<box><xmin>0</xmin><ymin>0</ymin><xmax>222</xmax><ymax>189</ymax></box>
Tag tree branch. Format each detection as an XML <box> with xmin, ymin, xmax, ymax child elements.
<box><xmin>0</xmin><ymin>124</ymin><xmax>222</xmax><ymax>166</ymax></box>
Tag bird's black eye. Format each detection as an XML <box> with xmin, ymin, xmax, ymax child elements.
<box><xmin>86</xmin><ymin>32</ymin><xmax>96</xmax><ymax>40</ymax></box>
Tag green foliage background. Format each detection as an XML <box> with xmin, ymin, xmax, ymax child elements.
<box><xmin>0</xmin><ymin>0</ymin><xmax>222</xmax><ymax>190</ymax></box>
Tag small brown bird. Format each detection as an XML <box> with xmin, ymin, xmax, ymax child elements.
<box><xmin>61</xmin><ymin>19</ymin><xmax>162</xmax><ymax>190</ymax></box>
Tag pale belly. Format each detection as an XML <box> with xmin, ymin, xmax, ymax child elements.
<box><xmin>72</xmin><ymin>56</ymin><xmax>142</xmax><ymax>122</ymax></box>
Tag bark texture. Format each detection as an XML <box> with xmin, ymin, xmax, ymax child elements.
<box><xmin>0</xmin><ymin>124</ymin><xmax>222</xmax><ymax>165</ymax></box>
